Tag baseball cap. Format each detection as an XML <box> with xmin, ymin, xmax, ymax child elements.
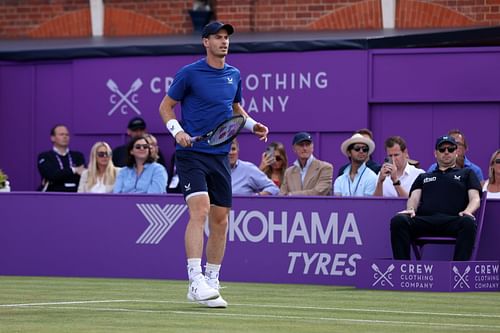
<box><xmin>127</xmin><ymin>117</ymin><xmax>146</xmax><ymax>131</ymax></box>
<box><xmin>202</xmin><ymin>21</ymin><xmax>234</xmax><ymax>38</ymax></box>
<box><xmin>292</xmin><ymin>132</ymin><xmax>313</xmax><ymax>145</ymax></box>
<box><xmin>435</xmin><ymin>135</ymin><xmax>457</xmax><ymax>149</ymax></box>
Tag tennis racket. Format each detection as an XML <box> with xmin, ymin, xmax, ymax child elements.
<box><xmin>190</xmin><ymin>115</ymin><xmax>246</xmax><ymax>147</ymax></box>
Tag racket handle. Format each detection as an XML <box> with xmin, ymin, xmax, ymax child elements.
<box><xmin>190</xmin><ymin>136</ymin><xmax>202</xmax><ymax>143</ymax></box>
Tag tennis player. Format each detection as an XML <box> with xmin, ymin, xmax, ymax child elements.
<box><xmin>159</xmin><ymin>21</ymin><xmax>268</xmax><ymax>308</ymax></box>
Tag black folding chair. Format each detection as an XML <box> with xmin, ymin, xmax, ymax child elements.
<box><xmin>411</xmin><ymin>191</ymin><xmax>487</xmax><ymax>260</ymax></box>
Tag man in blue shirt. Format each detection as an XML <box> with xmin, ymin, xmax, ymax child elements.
<box><xmin>334</xmin><ymin>133</ymin><xmax>377</xmax><ymax>197</ymax></box>
<box><xmin>159</xmin><ymin>22</ymin><xmax>268</xmax><ymax>308</ymax></box>
<box><xmin>229</xmin><ymin>139</ymin><xmax>279</xmax><ymax>196</ymax></box>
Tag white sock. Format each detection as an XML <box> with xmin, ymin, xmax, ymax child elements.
<box><xmin>187</xmin><ymin>258</ymin><xmax>202</xmax><ymax>281</ymax></box>
<box><xmin>205</xmin><ymin>263</ymin><xmax>221</xmax><ymax>280</ymax></box>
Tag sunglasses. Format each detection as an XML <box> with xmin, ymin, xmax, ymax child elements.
<box><xmin>494</xmin><ymin>158</ymin><xmax>500</xmax><ymax>164</ymax></box>
<box><xmin>134</xmin><ymin>144</ymin><xmax>150</xmax><ymax>150</ymax></box>
<box><xmin>274</xmin><ymin>156</ymin><xmax>283</xmax><ymax>162</ymax></box>
<box><xmin>97</xmin><ymin>151</ymin><xmax>110</xmax><ymax>158</ymax></box>
<box><xmin>437</xmin><ymin>146</ymin><xmax>457</xmax><ymax>153</ymax></box>
<box><xmin>352</xmin><ymin>146</ymin><xmax>369</xmax><ymax>153</ymax></box>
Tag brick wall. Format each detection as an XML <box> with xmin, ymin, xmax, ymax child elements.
<box><xmin>1</xmin><ymin>0</ymin><xmax>499</xmax><ymax>38</ymax></box>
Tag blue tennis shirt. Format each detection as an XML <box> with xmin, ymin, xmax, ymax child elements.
<box><xmin>168</xmin><ymin>58</ymin><xmax>242</xmax><ymax>155</ymax></box>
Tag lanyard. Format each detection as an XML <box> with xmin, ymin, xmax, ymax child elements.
<box><xmin>55</xmin><ymin>152</ymin><xmax>74</xmax><ymax>170</ymax></box>
<box><xmin>348</xmin><ymin>166</ymin><xmax>367</xmax><ymax>196</ymax></box>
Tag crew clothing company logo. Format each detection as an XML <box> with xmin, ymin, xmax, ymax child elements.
<box><xmin>371</xmin><ymin>263</ymin><xmax>394</xmax><ymax>287</ymax></box>
<box><xmin>136</xmin><ymin>203</ymin><xmax>188</xmax><ymax>244</ymax></box>
<box><xmin>452</xmin><ymin>265</ymin><xmax>470</xmax><ymax>289</ymax></box>
<box><xmin>107</xmin><ymin>78</ymin><xmax>143</xmax><ymax>116</ymax></box>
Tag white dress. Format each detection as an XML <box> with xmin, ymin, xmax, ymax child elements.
<box><xmin>483</xmin><ymin>180</ymin><xmax>500</xmax><ymax>199</ymax></box>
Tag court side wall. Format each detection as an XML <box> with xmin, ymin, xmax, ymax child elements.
<box><xmin>0</xmin><ymin>47</ymin><xmax>499</xmax><ymax>190</ymax></box>
<box><xmin>0</xmin><ymin>193</ymin><xmax>498</xmax><ymax>284</ymax></box>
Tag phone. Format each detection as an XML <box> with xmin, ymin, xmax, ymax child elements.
<box><xmin>265</xmin><ymin>146</ymin><xmax>276</xmax><ymax>163</ymax></box>
<box><xmin>384</xmin><ymin>156</ymin><xmax>393</xmax><ymax>175</ymax></box>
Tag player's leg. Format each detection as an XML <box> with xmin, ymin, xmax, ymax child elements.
<box><xmin>206</xmin><ymin>205</ymin><xmax>230</xmax><ymax>284</ymax></box>
<box><xmin>202</xmin><ymin>154</ymin><xmax>232</xmax><ymax>308</ymax></box>
<box><xmin>184</xmin><ymin>194</ymin><xmax>221</xmax><ymax>302</ymax></box>
<box><xmin>176</xmin><ymin>151</ymin><xmax>220</xmax><ymax>302</ymax></box>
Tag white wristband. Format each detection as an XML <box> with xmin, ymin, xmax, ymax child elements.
<box><xmin>244</xmin><ymin>117</ymin><xmax>257</xmax><ymax>132</ymax></box>
<box><xmin>166</xmin><ymin>119</ymin><xmax>184</xmax><ymax>138</ymax></box>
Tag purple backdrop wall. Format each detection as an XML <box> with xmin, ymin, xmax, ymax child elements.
<box><xmin>0</xmin><ymin>193</ymin><xmax>498</xmax><ymax>285</ymax></box>
<box><xmin>0</xmin><ymin>48</ymin><xmax>500</xmax><ymax>190</ymax></box>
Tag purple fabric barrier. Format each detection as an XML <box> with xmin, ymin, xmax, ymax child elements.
<box><xmin>0</xmin><ymin>47</ymin><xmax>499</xmax><ymax>192</ymax></box>
<box><xmin>356</xmin><ymin>259</ymin><xmax>499</xmax><ymax>292</ymax></box>
<box><xmin>0</xmin><ymin>193</ymin><xmax>499</xmax><ymax>286</ymax></box>
<box><xmin>72</xmin><ymin>51</ymin><xmax>367</xmax><ymax>134</ymax></box>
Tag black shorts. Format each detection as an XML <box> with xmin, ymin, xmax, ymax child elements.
<box><xmin>175</xmin><ymin>150</ymin><xmax>232</xmax><ymax>208</ymax></box>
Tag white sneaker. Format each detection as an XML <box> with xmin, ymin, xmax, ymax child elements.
<box><xmin>187</xmin><ymin>294</ymin><xmax>228</xmax><ymax>308</ymax></box>
<box><xmin>187</xmin><ymin>276</ymin><xmax>220</xmax><ymax>302</ymax></box>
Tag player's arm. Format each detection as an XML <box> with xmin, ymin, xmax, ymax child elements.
<box><xmin>159</xmin><ymin>95</ymin><xmax>191</xmax><ymax>148</ymax></box>
<box><xmin>232</xmin><ymin>102</ymin><xmax>268</xmax><ymax>142</ymax></box>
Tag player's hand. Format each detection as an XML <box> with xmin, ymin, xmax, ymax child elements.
<box><xmin>254</xmin><ymin>123</ymin><xmax>269</xmax><ymax>142</ymax></box>
<box><xmin>175</xmin><ymin>131</ymin><xmax>192</xmax><ymax>148</ymax></box>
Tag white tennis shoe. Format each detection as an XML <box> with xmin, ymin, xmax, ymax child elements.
<box><xmin>187</xmin><ymin>276</ymin><xmax>220</xmax><ymax>302</ymax></box>
<box><xmin>187</xmin><ymin>294</ymin><xmax>228</xmax><ymax>308</ymax></box>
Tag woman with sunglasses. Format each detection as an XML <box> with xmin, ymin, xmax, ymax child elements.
<box><xmin>113</xmin><ymin>136</ymin><xmax>168</xmax><ymax>194</ymax></box>
<box><xmin>78</xmin><ymin>142</ymin><xmax>119</xmax><ymax>193</ymax></box>
<box><xmin>259</xmin><ymin>142</ymin><xmax>288</xmax><ymax>188</ymax></box>
<box><xmin>484</xmin><ymin>149</ymin><xmax>500</xmax><ymax>199</ymax></box>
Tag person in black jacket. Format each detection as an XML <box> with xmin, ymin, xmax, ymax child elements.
<box><xmin>112</xmin><ymin>117</ymin><xmax>148</xmax><ymax>167</ymax></box>
<box><xmin>37</xmin><ymin>125</ymin><xmax>85</xmax><ymax>192</ymax></box>
<box><xmin>390</xmin><ymin>135</ymin><xmax>481</xmax><ymax>261</ymax></box>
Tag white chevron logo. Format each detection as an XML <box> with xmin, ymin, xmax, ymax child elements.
<box><xmin>136</xmin><ymin>203</ymin><xmax>188</xmax><ymax>244</ymax></box>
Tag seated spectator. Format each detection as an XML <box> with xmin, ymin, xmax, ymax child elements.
<box><xmin>337</xmin><ymin>128</ymin><xmax>380</xmax><ymax>176</ymax></box>
<box><xmin>144</xmin><ymin>133</ymin><xmax>168</xmax><ymax>169</ymax></box>
<box><xmin>78</xmin><ymin>142</ymin><xmax>120</xmax><ymax>193</ymax></box>
<box><xmin>427</xmin><ymin>129</ymin><xmax>484</xmax><ymax>185</ymax></box>
<box><xmin>113</xmin><ymin>117</ymin><xmax>148</xmax><ymax>167</ymax></box>
<box><xmin>259</xmin><ymin>141</ymin><xmax>288</xmax><ymax>188</ymax></box>
<box><xmin>334</xmin><ymin>134</ymin><xmax>377</xmax><ymax>196</ymax></box>
<box><xmin>374</xmin><ymin>136</ymin><xmax>424</xmax><ymax>197</ymax></box>
<box><xmin>37</xmin><ymin>124</ymin><xmax>86</xmax><ymax>192</ymax></box>
<box><xmin>280</xmin><ymin>132</ymin><xmax>333</xmax><ymax>196</ymax></box>
<box><xmin>483</xmin><ymin>149</ymin><xmax>500</xmax><ymax>199</ymax></box>
<box><xmin>113</xmin><ymin>137</ymin><xmax>168</xmax><ymax>194</ymax></box>
<box><xmin>229</xmin><ymin>139</ymin><xmax>279</xmax><ymax>195</ymax></box>
<box><xmin>390</xmin><ymin>135</ymin><xmax>481</xmax><ymax>261</ymax></box>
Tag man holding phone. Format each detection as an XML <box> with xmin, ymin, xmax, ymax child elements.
<box><xmin>374</xmin><ymin>136</ymin><xmax>424</xmax><ymax>197</ymax></box>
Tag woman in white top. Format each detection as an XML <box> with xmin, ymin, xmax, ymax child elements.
<box><xmin>78</xmin><ymin>142</ymin><xmax>119</xmax><ymax>193</ymax></box>
<box><xmin>483</xmin><ymin>149</ymin><xmax>500</xmax><ymax>199</ymax></box>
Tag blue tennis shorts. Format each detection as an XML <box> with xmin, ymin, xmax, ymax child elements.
<box><xmin>175</xmin><ymin>150</ymin><xmax>232</xmax><ymax>208</ymax></box>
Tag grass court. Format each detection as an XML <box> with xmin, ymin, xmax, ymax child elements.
<box><xmin>0</xmin><ymin>276</ymin><xmax>499</xmax><ymax>332</ymax></box>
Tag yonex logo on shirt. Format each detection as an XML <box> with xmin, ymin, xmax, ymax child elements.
<box><xmin>227</xmin><ymin>77</ymin><xmax>233</xmax><ymax>84</ymax></box>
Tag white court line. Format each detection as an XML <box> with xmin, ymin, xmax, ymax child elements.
<box><xmin>20</xmin><ymin>305</ymin><xmax>500</xmax><ymax>330</ymax></box>
<box><xmin>1</xmin><ymin>299</ymin><xmax>499</xmax><ymax>319</ymax></box>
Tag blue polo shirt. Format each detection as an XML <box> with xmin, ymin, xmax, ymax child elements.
<box><xmin>168</xmin><ymin>58</ymin><xmax>242</xmax><ymax>155</ymax></box>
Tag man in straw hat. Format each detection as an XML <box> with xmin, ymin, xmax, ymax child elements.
<box><xmin>333</xmin><ymin>133</ymin><xmax>377</xmax><ymax>196</ymax></box>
